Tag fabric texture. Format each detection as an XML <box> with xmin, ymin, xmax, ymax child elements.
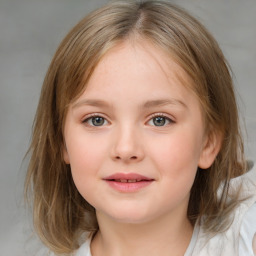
<box><xmin>75</xmin><ymin>163</ymin><xmax>256</xmax><ymax>256</ymax></box>
<box><xmin>187</xmin><ymin>162</ymin><xmax>256</xmax><ymax>256</ymax></box>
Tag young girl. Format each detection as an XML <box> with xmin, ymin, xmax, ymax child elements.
<box><xmin>25</xmin><ymin>1</ymin><xmax>256</xmax><ymax>255</ymax></box>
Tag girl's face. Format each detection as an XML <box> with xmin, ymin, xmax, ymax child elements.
<box><xmin>63</xmin><ymin>40</ymin><xmax>217</xmax><ymax>224</ymax></box>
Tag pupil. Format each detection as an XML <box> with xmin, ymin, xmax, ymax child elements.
<box><xmin>92</xmin><ymin>117</ymin><xmax>104</xmax><ymax>126</ymax></box>
<box><xmin>153</xmin><ymin>117</ymin><xmax>165</xmax><ymax>126</ymax></box>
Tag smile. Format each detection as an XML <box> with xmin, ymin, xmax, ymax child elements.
<box><xmin>103</xmin><ymin>173</ymin><xmax>154</xmax><ymax>192</ymax></box>
<box><xmin>110</xmin><ymin>179</ymin><xmax>148</xmax><ymax>183</ymax></box>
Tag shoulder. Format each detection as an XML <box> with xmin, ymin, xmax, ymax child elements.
<box><xmin>74</xmin><ymin>237</ymin><xmax>92</xmax><ymax>256</ymax></box>
<box><xmin>230</xmin><ymin>160</ymin><xmax>256</xmax><ymax>200</ymax></box>
<box><xmin>240</xmin><ymin>202</ymin><xmax>256</xmax><ymax>255</ymax></box>
<box><xmin>191</xmin><ymin>161</ymin><xmax>256</xmax><ymax>256</ymax></box>
<box><xmin>237</xmin><ymin>161</ymin><xmax>256</xmax><ymax>255</ymax></box>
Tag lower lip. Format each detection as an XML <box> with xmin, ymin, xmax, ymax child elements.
<box><xmin>105</xmin><ymin>180</ymin><xmax>153</xmax><ymax>192</ymax></box>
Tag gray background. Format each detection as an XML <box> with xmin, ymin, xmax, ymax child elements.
<box><xmin>0</xmin><ymin>0</ymin><xmax>255</xmax><ymax>255</ymax></box>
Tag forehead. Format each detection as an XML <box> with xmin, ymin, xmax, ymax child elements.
<box><xmin>67</xmin><ymin>39</ymin><xmax>204</xmax><ymax>123</ymax></box>
<box><xmin>82</xmin><ymin>40</ymin><xmax>194</xmax><ymax>99</ymax></box>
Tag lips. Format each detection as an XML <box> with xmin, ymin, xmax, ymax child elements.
<box><xmin>103</xmin><ymin>173</ymin><xmax>154</xmax><ymax>192</ymax></box>
<box><xmin>113</xmin><ymin>179</ymin><xmax>144</xmax><ymax>183</ymax></box>
<box><xmin>104</xmin><ymin>173</ymin><xmax>154</xmax><ymax>182</ymax></box>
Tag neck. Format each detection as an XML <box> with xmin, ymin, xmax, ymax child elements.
<box><xmin>91</xmin><ymin>211</ymin><xmax>193</xmax><ymax>256</ymax></box>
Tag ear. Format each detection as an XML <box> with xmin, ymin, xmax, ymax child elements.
<box><xmin>63</xmin><ymin>143</ymin><xmax>70</xmax><ymax>164</ymax></box>
<box><xmin>198</xmin><ymin>130</ymin><xmax>222</xmax><ymax>169</ymax></box>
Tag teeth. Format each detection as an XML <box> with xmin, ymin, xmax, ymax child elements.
<box><xmin>115</xmin><ymin>179</ymin><xmax>140</xmax><ymax>183</ymax></box>
<box><xmin>128</xmin><ymin>179</ymin><xmax>137</xmax><ymax>183</ymax></box>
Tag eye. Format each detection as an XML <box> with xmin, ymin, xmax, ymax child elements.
<box><xmin>83</xmin><ymin>115</ymin><xmax>108</xmax><ymax>127</ymax></box>
<box><xmin>147</xmin><ymin>114</ymin><xmax>173</xmax><ymax>127</ymax></box>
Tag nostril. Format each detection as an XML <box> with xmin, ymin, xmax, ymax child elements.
<box><xmin>114</xmin><ymin>155</ymin><xmax>137</xmax><ymax>160</ymax></box>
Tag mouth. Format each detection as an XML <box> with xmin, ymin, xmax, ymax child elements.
<box><xmin>104</xmin><ymin>173</ymin><xmax>154</xmax><ymax>182</ymax></box>
<box><xmin>108</xmin><ymin>179</ymin><xmax>150</xmax><ymax>183</ymax></box>
<box><xmin>103</xmin><ymin>173</ymin><xmax>154</xmax><ymax>192</ymax></box>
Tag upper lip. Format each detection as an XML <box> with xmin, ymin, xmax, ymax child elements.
<box><xmin>103</xmin><ymin>173</ymin><xmax>154</xmax><ymax>181</ymax></box>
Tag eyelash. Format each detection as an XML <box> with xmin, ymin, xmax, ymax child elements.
<box><xmin>147</xmin><ymin>113</ymin><xmax>174</xmax><ymax>127</ymax></box>
<box><xmin>82</xmin><ymin>113</ymin><xmax>109</xmax><ymax>127</ymax></box>
<box><xmin>82</xmin><ymin>113</ymin><xmax>175</xmax><ymax>127</ymax></box>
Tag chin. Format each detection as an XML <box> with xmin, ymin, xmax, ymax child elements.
<box><xmin>106</xmin><ymin>208</ymin><xmax>155</xmax><ymax>224</ymax></box>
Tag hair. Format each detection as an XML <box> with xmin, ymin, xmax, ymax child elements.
<box><xmin>25</xmin><ymin>0</ymin><xmax>247</xmax><ymax>254</ymax></box>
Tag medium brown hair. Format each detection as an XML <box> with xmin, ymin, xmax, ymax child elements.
<box><xmin>25</xmin><ymin>1</ymin><xmax>246</xmax><ymax>254</ymax></box>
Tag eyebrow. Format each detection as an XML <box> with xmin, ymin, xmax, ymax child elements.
<box><xmin>72</xmin><ymin>99</ymin><xmax>111</xmax><ymax>109</ymax></box>
<box><xmin>72</xmin><ymin>98</ymin><xmax>187</xmax><ymax>109</ymax></box>
<box><xmin>143</xmin><ymin>99</ymin><xmax>187</xmax><ymax>109</ymax></box>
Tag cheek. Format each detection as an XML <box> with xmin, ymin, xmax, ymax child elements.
<box><xmin>66</xmin><ymin>135</ymin><xmax>107</xmax><ymax>190</ymax></box>
<box><xmin>144</xmin><ymin>133</ymin><xmax>200</xmax><ymax>214</ymax></box>
<box><xmin>149</xmin><ymin>130</ymin><xmax>203</xmax><ymax>174</ymax></box>
<box><xmin>67</xmin><ymin>139</ymin><xmax>106</xmax><ymax>206</ymax></box>
<box><xmin>66</xmin><ymin>130</ymin><xmax>107</xmax><ymax>168</ymax></box>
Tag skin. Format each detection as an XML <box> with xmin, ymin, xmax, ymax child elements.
<box><xmin>63</xmin><ymin>40</ymin><xmax>221</xmax><ymax>256</ymax></box>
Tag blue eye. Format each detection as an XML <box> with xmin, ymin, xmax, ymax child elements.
<box><xmin>148</xmin><ymin>115</ymin><xmax>172</xmax><ymax>126</ymax></box>
<box><xmin>83</xmin><ymin>116</ymin><xmax>108</xmax><ymax>126</ymax></box>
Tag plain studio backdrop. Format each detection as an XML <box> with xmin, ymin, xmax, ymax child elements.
<box><xmin>0</xmin><ymin>0</ymin><xmax>255</xmax><ymax>255</ymax></box>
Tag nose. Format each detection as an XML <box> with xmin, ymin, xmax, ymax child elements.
<box><xmin>110</xmin><ymin>125</ymin><xmax>145</xmax><ymax>163</ymax></box>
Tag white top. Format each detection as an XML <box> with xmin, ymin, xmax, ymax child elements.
<box><xmin>75</xmin><ymin>163</ymin><xmax>256</xmax><ymax>256</ymax></box>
